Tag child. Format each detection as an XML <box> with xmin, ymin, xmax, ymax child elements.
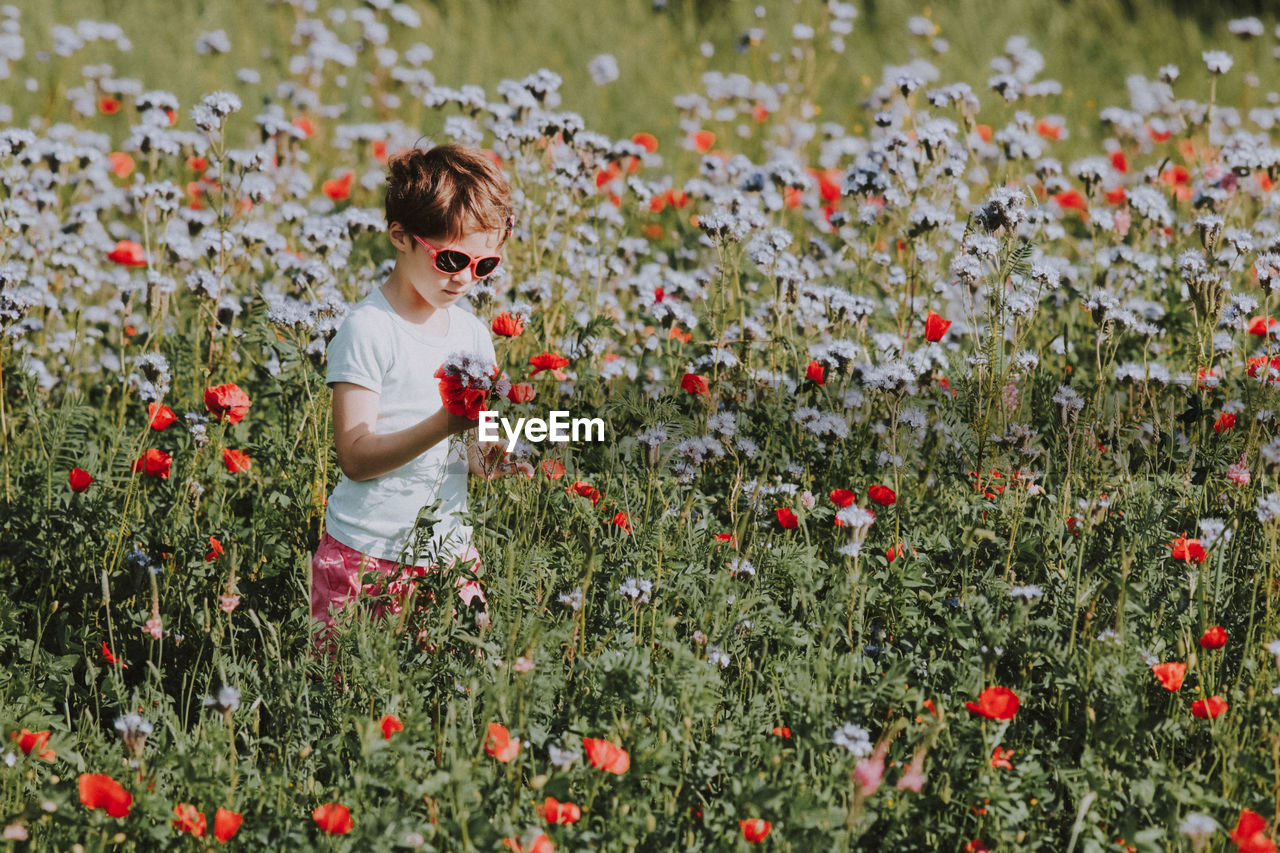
<box><xmin>311</xmin><ymin>143</ymin><xmax>514</xmax><ymax>642</ymax></box>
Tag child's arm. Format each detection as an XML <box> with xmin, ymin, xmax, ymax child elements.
<box><xmin>333</xmin><ymin>382</ymin><xmax>475</xmax><ymax>481</ymax></box>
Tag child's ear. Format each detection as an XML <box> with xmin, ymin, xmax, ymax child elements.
<box><xmin>388</xmin><ymin>221</ymin><xmax>411</xmax><ymax>253</ymax></box>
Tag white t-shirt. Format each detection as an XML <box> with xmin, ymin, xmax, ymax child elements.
<box><xmin>324</xmin><ymin>287</ymin><xmax>496</xmax><ymax>566</ymax></box>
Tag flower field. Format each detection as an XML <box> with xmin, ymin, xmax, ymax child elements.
<box><xmin>6</xmin><ymin>0</ymin><xmax>1280</xmax><ymax>849</ymax></box>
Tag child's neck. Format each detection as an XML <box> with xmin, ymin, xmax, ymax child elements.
<box><xmin>381</xmin><ymin>272</ymin><xmax>450</xmax><ymax>335</ymax></box>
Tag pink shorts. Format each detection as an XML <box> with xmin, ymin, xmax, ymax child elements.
<box><xmin>309</xmin><ymin>532</ymin><xmax>486</xmax><ymax>643</ymax></box>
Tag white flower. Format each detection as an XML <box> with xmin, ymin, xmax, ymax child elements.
<box><xmin>617</xmin><ymin>577</ymin><xmax>653</xmax><ymax>604</ymax></box>
<box><xmin>202</xmin><ymin>686</ymin><xmax>241</xmax><ymax>712</ymax></box>
<box><xmin>1010</xmin><ymin>585</ymin><xmax>1044</xmax><ymax>601</ymax></box>
<box><xmin>832</xmin><ymin>722</ymin><xmax>872</xmax><ymax>757</ymax></box>
<box><xmin>1258</xmin><ymin>492</ymin><xmax>1280</xmax><ymax>524</ymax></box>
<box><xmin>707</xmin><ymin>646</ymin><xmax>730</xmax><ymax>668</ymax></box>
<box><xmin>1179</xmin><ymin>812</ymin><xmax>1216</xmax><ymax>849</ymax></box>
<box><xmin>1202</xmin><ymin>50</ymin><xmax>1234</xmax><ymax>75</ymax></box>
<box><xmin>587</xmin><ymin>54</ymin><xmax>619</xmax><ymax>86</ymax></box>
<box><xmin>548</xmin><ymin>743</ymin><xmax>579</xmax><ymax>770</ymax></box>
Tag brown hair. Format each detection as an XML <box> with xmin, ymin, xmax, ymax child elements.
<box><xmin>385</xmin><ymin>143</ymin><xmax>512</xmax><ymax>244</ymax></box>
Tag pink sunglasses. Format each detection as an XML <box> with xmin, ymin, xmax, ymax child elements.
<box><xmin>412</xmin><ymin>234</ymin><xmax>503</xmax><ymax>279</ymax></box>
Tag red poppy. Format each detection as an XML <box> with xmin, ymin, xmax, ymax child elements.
<box><xmin>1200</xmin><ymin>625</ymin><xmax>1228</xmax><ymax>650</ymax></box>
<box><xmin>485</xmin><ymin>722</ymin><xmax>521</xmax><ymax>762</ymax></box>
<box><xmin>740</xmin><ymin>819</ymin><xmax>771</xmax><ymax>843</ymax></box>
<box><xmin>965</xmin><ymin>841</ymin><xmax>991</xmax><ymax>853</ymax></box>
<box><xmin>774</xmin><ymin>507</ymin><xmax>798</xmax><ymax>529</ymax></box>
<box><xmin>715</xmin><ymin>532</ymin><xmax>736</xmax><ymax>549</ymax></box>
<box><xmin>1248</xmin><ymin>356</ymin><xmax>1280</xmax><ymax>380</ymax></box>
<box><xmin>147</xmin><ymin>403</ymin><xmax>177</xmax><ymax>430</ymax></box>
<box><xmin>173</xmin><ymin>803</ymin><xmax>207</xmax><ymax>837</ymax></box>
<box><xmin>965</xmin><ymin>687</ymin><xmax>1019</xmax><ymax>720</ymax></box>
<box><xmin>538</xmin><ymin>796</ymin><xmax>582</xmax><ymax>825</ymax></box>
<box><xmin>990</xmin><ymin>746</ymin><xmax>1014</xmax><ymax>770</ymax></box>
<box><xmin>507</xmin><ymin>382</ymin><xmax>536</xmax><ymax>404</ymax></box>
<box><xmin>1151</xmin><ymin>662</ymin><xmax>1186</xmax><ymax>691</ymax></box>
<box><xmin>312</xmin><ymin>802</ymin><xmax>354</xmax><ymax>835</ymax></box>
<box><xmin>595</xmin><ymin>163</ymin><xmax>620</xmax><ymax>189</ymax></box>
<box><xmin>631</xmin><ymin>132</ymin><xmax>659</xmax><ymax>152</ymax></box>
<box><xmin>829</xmin><ymin>488</ymin><xmax>856</xmax><ymax>507</ymax></box>
<box><xmin>204</xmin><ymin>383</ymin><xmax>251</xmax><ymax>423</ymax></box>
<box><xmin>78</xmin><ymin>773</ymin><xmax>133</xmax><ymax>818</ymax></box>
<box><xmin>214</xmin><ymin>807</ymin><xmax>243</xmax><ymax>843</ymax></box>
<box><xmin>1248</xmin><ymin>316</ymin><xmax>1278</xmax><ymax>336</ymax></box>
<box><xmin>1214</xmin><ymin>412</ymin><xmax>1236</xmax><ymax>433</ymax></box>
<box><xmin>98</xmin><ymin>96</ymin><xmax>122</xmax><ymax>115</ymax></box>
<box><xmin>206</xmin><ymin>536</ymin><xmax>224</xmax><ymax>562</ymax></box>
<box><xmin>1110</xmin><ymin>150</ymin><xmax>1128</xmax><ymax>173</ymax></box>
<box><xmin>1104</xmin><ymin>187</ymin><xmax>1127</xmax><ymax>205</ymax></box>
<box><xmin>69</xmin><ymin>467</ymin><xmax>93</xmax><ymax>492</ymax></box>
<box><xmin>107</xmin><ymin>240</ymin><xmax>147</xmax><ymax>267</ymax></box>
<box><xmin>503</xmin><ymin>834</ymin><xmax>554</xmax><ymax>853</ymax></box>
<box><xmin>132</xmin><ymin>448</ymin><xmax>172</xmax><ymax>478</ymax></box>
<box><xmin>1191</xmin><ymin>695</ymin><xmax>1228</xmax><ymax>719</ymax></box>
<box><xmin>567</xmin><ymin>480</ymin><xmax>602</xmax><ymax>506</ymax></box>
<box><xmin>806</xmin><ymin>361</ymin><xmax>825</xmax><ymax>384</ymax></box>
<box><xmin>680</xmin><ymin>373</ymin><xmax>710</xmax><ymax>395</ymax></box>
<box><xmin>772</xmin><ymin>726</ymin><xmax>791</xmax><ymax>738</ymax></box>
<box><xmin>321</xmin><ymin>172</ymin><xmax>354</xmax><ymax>201</ymax></box>
<box><xmin>10</xmin><ymin>729</ymin><xmax>55</xmax><ymax>761</ymax></box>
<box><xmin>380</xmin><ymin>714</ymin><xmax>404</xmax><ymax>740</ymax></box>
<box><xmin>867</xmin><ymin>485</ymin><xmax>897</xmax><ymax>506</ymax></box>
<box><xmin>690</xmin><ymin>130</ymin><xmax>716</xmax><ymax>153</ymax></box>
<box><xmin>1231</xmin><ymin>808</ymin><xmax>1277</xmax><ymax>853</ymax></box>
<box><xmin>1170</xmin><ymin>535</ymin><xmax>1206</xmax><ymax>564</ymax></box>
<box><xmin>529</xmin><ymin>352</ymin><xmax>570</xmax><ymax>380</ymax></box>
<box><xmin>292</xmin><ymin>116</ymin><xmax>316</xmax><ymax>137</ymax></box>
<box><xmin>583</xmin><ymin>736</ymin><xmax>629</xmax><ymax>774</ymax></box>
<box><xmin>612</xmin><ymin>511</ymin><xmax>632</xmax><ymax>534</ymax></box>
<box><xmin>813</xmin><ymin>169</ymin><xmax>842</xmax><ymax>202</ymax></box>
<box><xmin>1161</xmin><ymin>165</ymin><xmax>1190</xmax><ymax>186</ymax></box>
<box><xmin>436</xmin><ymin>370</ymin><xmax>491</xmax><ymax>420</ymax></box>
<box><xmin>223</xmin><ymin>448</ymin><xmax>251</xmax><ymax>473</ymax></box>
<box><xmin>541</xmin><ymin>459</ymin><xmax>565</xmax><ymax>480</ymax></box>
<box><xmin>101</xmin><ymin>641</ymin><xmax>128</xmax><ymax>668</ymax></box>
<box><xmin>1035</xmin><ymin>119</ymin><xmax>1062</xmax><ymax>140</ymax></box>
<box><xmin>492</xmin><ymin>312</ymin><xmax>525</xmax><ymax>337</ymax></box>
<box><xmin>1053</xmin><ymin>189</ymin><xmax>1087</xmax><ymax>211</ymax></box>
<box><xmin>107</xmin><ymin>151</ymin><xmax>135</xmax><ymax>178</ymax></box>
<box><xmin>924</xmin><ymin>311</ymin><xmax>952</xmax><ymax>342</ymax></box>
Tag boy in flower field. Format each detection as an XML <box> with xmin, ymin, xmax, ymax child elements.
<box><xmin>311</xmin><ymin>143</ymin><xmax>514</xmax><ymax>643</ymax></box>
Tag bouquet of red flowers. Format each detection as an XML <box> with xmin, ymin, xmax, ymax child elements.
<box><xmin>435</xmin><ymin>352</ymin><xmax>509</xmax><ymax>420</ymax></box>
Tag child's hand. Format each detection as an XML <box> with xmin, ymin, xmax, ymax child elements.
<box><xmin>468</xmin><ymin>441</ymin><xmax>515</xmax><ymax>480</ymax></box>
<box><xmin>442</xmin><ymin>407</ymin><xmax>478</xmax><ymax>436</ymax></box>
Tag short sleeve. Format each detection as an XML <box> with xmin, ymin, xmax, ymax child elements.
<box><xmin>326</xmin><ymin>309</ymin><xmax>389</xmax><ymax>393</ymax></box>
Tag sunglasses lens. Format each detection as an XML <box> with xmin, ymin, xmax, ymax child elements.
<box><xmin>435</xmin><ymin>250</ymin><xmax>469</xmax><ymax>274</ymax></box>
<box><xmin>475</xmin><ymin>257</ymin><xmax>501</xmax><ymax>278</ymax></box>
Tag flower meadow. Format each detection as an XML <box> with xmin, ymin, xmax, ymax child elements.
<box><xmin>8</xmin><ymin>0</ymin><xmax>1280</xmax><ymax>850</ymax></box>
